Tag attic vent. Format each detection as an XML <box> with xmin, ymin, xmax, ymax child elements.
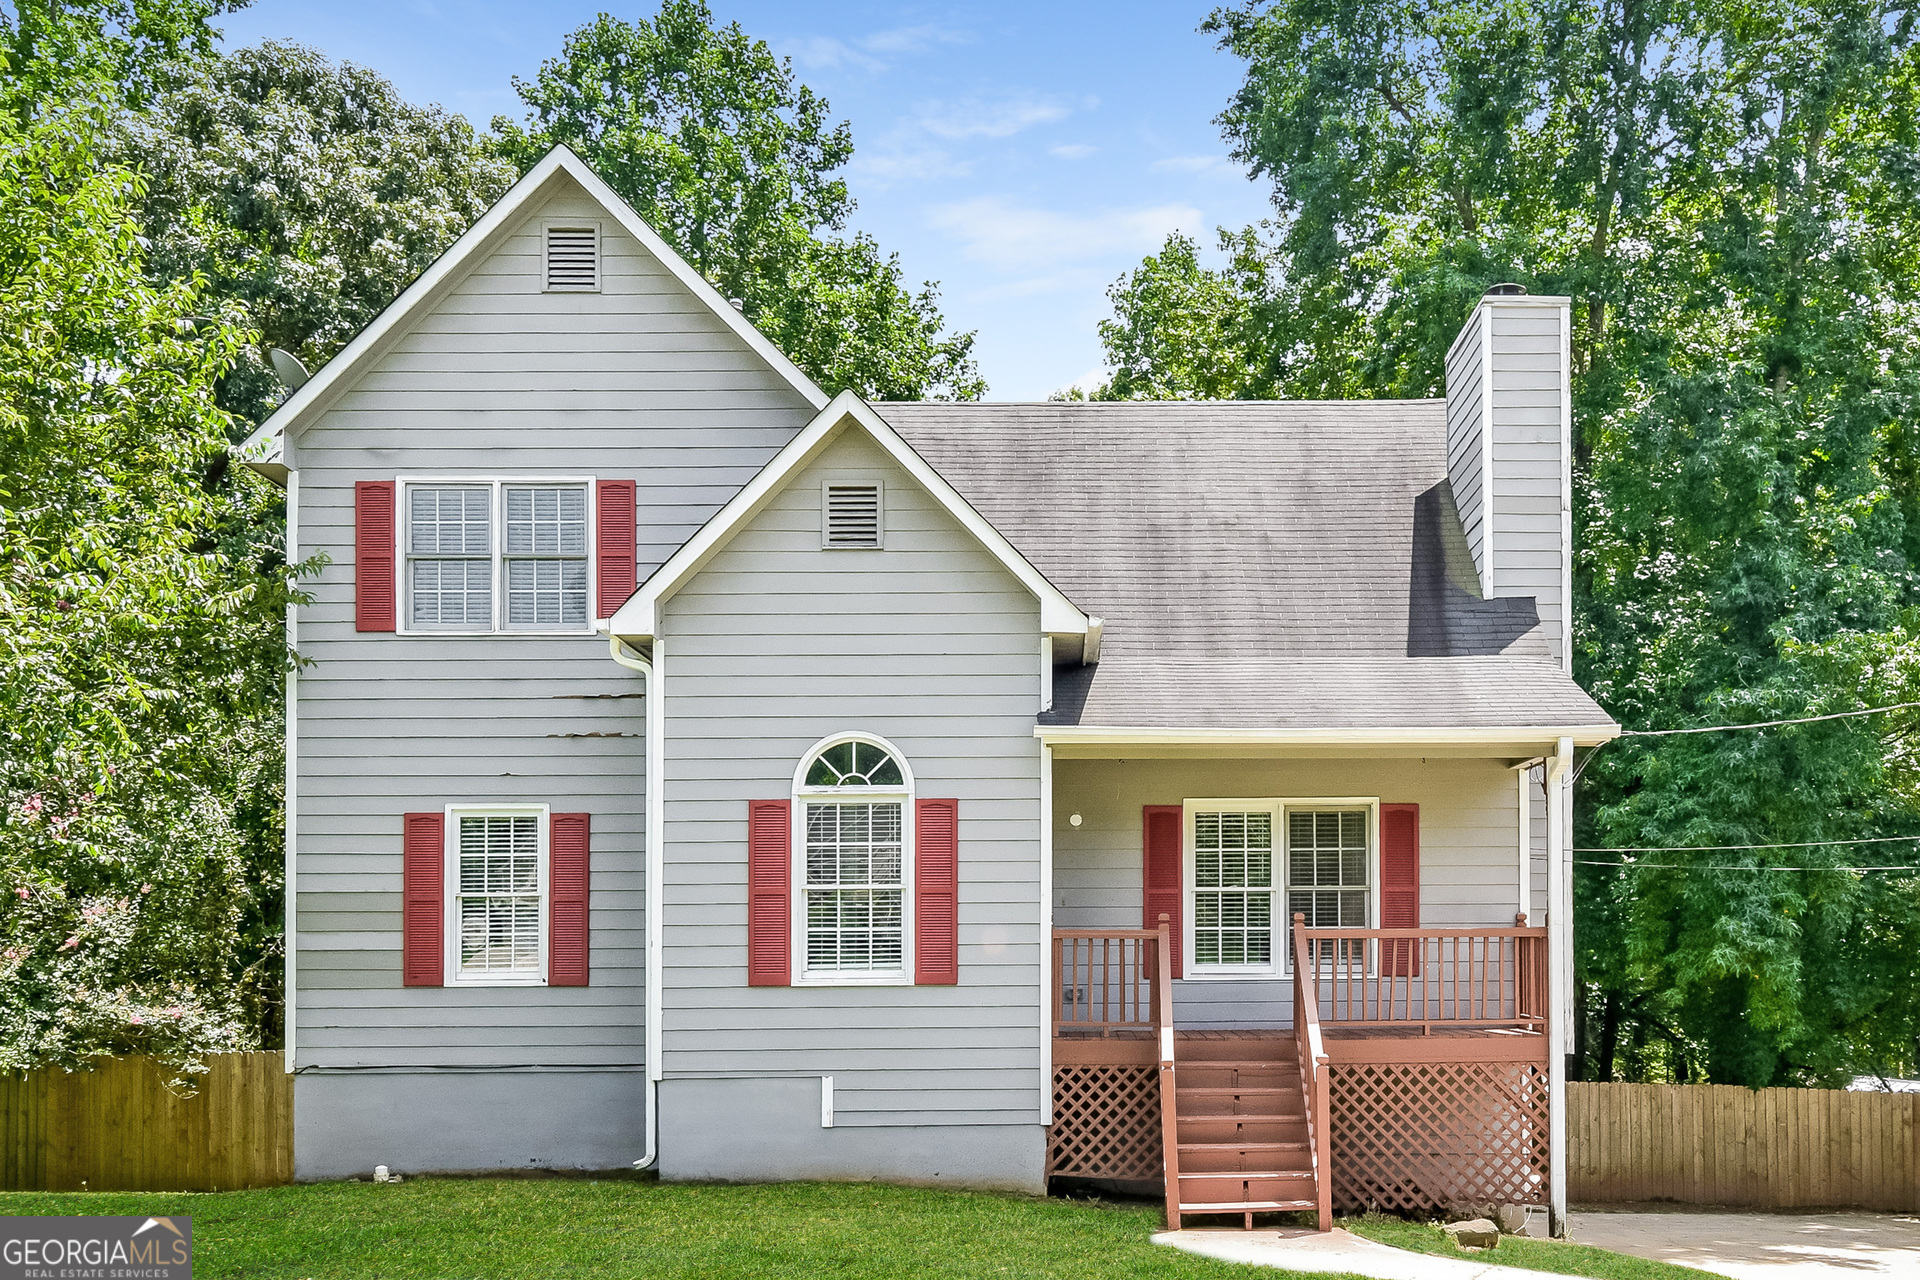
<box><xmin>545</xmin><ymin>225</ymin><xmax>599</xmax><ymax>291</ymax></box>
<box><xmin>824</xmin><ymin>484</ymin><xmax>882</xmax><ymax>548</ymax></box>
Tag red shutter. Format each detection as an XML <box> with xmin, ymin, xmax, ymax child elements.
<box><xmin>1380</xmin><ymin>802</ymin><xmax>1421</xmax><ymax>976</ymax></box>
<box><xmin>915</xmin><ymin>798</ymin><xmax>960</xmax><ymax>985</ymax></box>
<box><xmin>355</xmin><ymin>481</ymin><xmax>396</xmax><ymax>632</ymax></box>
<box><xmin>549</xmin><ymin>813</ymin><xmax>591</xmax><ymax>987</ymax></box>
<box><xmin>402</xmin><ymin>811</ymin><xmax>444</xmax><ymax>987</ymax></box>
<box><xmin>596</xmin><ymin>479</ymin><xmax>637</xmax><ymax>619</ymax></box>
<box><xmin>1142</xmin><ymin>805</ymin><xmax>1183</xmax><ymax>979</ymax></box>
<box><xmin>747</xmin><ymin>800</ymin><xmax>791</xmax><ymax>986</ymax></box>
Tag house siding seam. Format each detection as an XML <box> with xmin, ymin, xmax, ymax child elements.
<box><xmin>290</xmin><ymin>179</ymin><xmax>816</xmax><ymax>1072</ymax></box>
<box><xmin>659</xmin><ymin>428</ymin><xmax>1043</xmax><ymax>1129</ymax></box>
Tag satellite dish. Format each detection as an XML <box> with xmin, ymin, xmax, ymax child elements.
<box><xmin>269</xmin><ymin>348</ymin><xmax>311</xmax><ymax>391</ymax></box>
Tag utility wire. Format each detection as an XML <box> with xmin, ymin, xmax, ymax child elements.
<box><xmin>1577</xmin><ymin>860</ymin><xmax>1920</xmax><ymax>873</ymax></box>
<box><xmin>1620</xmin><ymin>700</ymin><xmax>1920</xmax><ymax>737</ymax></box>
<box><xmin>1575</xmin><ymin>833</ymin><xmax>1920</xmax><ymax>853</ymax></box>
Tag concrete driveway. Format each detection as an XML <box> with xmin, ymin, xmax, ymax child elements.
<box><xmin>1568</xmin><ymin>1209</ymin><xmax>1920</xmax><ymax>1279</ymax></box>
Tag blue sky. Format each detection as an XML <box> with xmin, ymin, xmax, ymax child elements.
<box><xmin>214</xmin><ymin>2</ymin><xmax>1276</xmax><ymax>400</ymax></box>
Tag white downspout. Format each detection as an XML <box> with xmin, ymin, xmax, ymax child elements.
<box><xmin>1545</xmin><ymin>736</ymin><xmax>1573</xmax><ymax>1236</ymax></box>
<box><xmin>284</xmin><ymin>468</ymin><xmax>299</xmax><ymax>1076</ymax></box>
<box><xmin>609</xmin><ymin>635</ymin><xmax>660</xmax><ymax>1170</ymax></box>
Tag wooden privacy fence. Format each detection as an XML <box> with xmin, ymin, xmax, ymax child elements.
<box><xmin>1570</xmin><ymin>1081</ymin><xmax>1920</xmax><ymax>1211</ymax></box>
<box><xmin>0</xmin><ymin>1052</ymin><xmax>290</xmax><ymax>1191</ymax></box>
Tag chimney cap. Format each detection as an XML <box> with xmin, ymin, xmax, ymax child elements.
<box><xmin>1483</xmin><ymin>282</ymin><xmax>1528</xmax><ymax>297</ymax></box>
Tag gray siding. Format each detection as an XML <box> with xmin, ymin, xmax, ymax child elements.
<box><xmin>659</xmin><ymin>428</ymin><xmax>1044</xmax><ymax>1129</ymax></box>
<box><xmin>1445</xmin><ymin>312</ymin><xmax>1489</xmax><ymax>592</ymax></box>
<box><xmin>1051</xmin><ymin>757</ymin><xmax>1528</xmax><ymax>1029</ymax></box>
<box><xmin>290</xmin><ymin>173</ymin><xmax>817</xmax><ymax>1071</ymax></box>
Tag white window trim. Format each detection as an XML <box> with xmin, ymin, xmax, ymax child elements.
<box><xmin>1181</xmin><ymin>796</ymin><xmax>1380</xmax><ymax>981</ymax></box>
<box><xmin>542</xmin><ymin>219</ymin><xmax>602</xmax><ymax>293</ymax></box>
<box><xmin>819</xmin><ymin>474</ymin><xmax>886</xmax><ymax>550</ymax></box>
<box><xmin>395</xmin><ymin>475</ymin><xmax>597</xmax><ymax>637</ymax></box>
<box><xmin>791</xmin><ymin>732</ymin><xmax>915</xmax><ymax>987</ymax></box>
<box><xmin>443</xmin><ymin>803</ymin><xmax>550</xmax><ymax>987</ymax></box>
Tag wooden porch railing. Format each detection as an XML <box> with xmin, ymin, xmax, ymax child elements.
<box><xmin>1290</xmin><ymin>915</ymin><xmax>1334</xmax><ymax>1230</ymax></box>
<box><xmin>1298</xmin><ymin>916</ymin><xmax>1549</xmax><ymax>1033</ymax></box>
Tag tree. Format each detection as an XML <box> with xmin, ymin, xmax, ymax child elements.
<box><xmin>1116</xmin><ymin>0</ymin><xmax>1920</xmax><ymax>1084</ymax></box>
<box><xmin>121</xmin><ymin>40</ymin><xmax>518</xmax><ymax>430</ymax></box>
<box><xmin>1092</xmin><ymin>230</ymin><xmax>1272</xmax><ymax>400</ymax></box>
<box><xmin>493</xmin><ymin>2</ymin><xmax>984</xmax><ymax>401</ymax></box>
<box><xmin>0</xmin><ymin>3</ymin><xmax>308</xmax><ymax>1084</ymax></box>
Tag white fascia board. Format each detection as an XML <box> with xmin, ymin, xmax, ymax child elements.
<box><xmin>607</xmin><ymin>390</ymin><xmax>1091</xmax><ymax>641</ymax></box>
<box><xmin>235</xmin><ymin>145</ymin><xmax>828</xmax><ymax>462</ymax></box>
<box><xmin>1035</xmin><ymin>723</ymin><xmax>1621</xmax><ymax>750</ymax></box>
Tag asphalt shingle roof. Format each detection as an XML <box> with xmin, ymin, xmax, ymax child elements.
<box><xmin>877</xmin><ymin>400</ymin><xmax>1615</xmax><ymax>732</ymax></box>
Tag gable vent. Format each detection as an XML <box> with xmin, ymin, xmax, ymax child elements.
<box><xmin>824</xmin><ymin>484</ymin><xmax>882</xmax><ymax>548</ymax></box>
<box><xmin>545</xmin><ymin>225</ymin><xmax>599</xmax><ymax>291</ymax></box>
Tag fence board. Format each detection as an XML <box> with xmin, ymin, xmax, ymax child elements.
<box><xmin>1570</xmin><ymin>1081</ymin><xmax>1920</xmax><ymax>1211</ymax></box>
<box><xmin>0</xmin><ymin>1053</ymin><xmax>290</xmax><ymax>1192</ymax></box>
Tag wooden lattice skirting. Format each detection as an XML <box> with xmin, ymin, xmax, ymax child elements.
<box><xmin>1329</xmin><ymin>1060</ymin><xmax>1550</xmax><ymax>1214</ymax></box>
<box><xmin>1048</xmin><ymin>1065</ymin><xmax>1161</xmax><ymax>1180</ymax></box>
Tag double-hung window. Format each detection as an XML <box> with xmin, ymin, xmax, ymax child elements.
<box><xmin>449</xmin><ymin>809</ymin><xmax>546</xmax><ymax>984</ymax></box>
<box><xmin>1185</xmin><ymin>800</ymin><xmax>1376</xmax><ymax>976</ymax></box>
<box><xmin>795</xmin><ymin>738</ymin><xmax>912</xmax><ymax>983</ymax></box>
<box><xmin>403</xmin><ymin>481</ymin><xmax>591</xmax><ymax>633</ymax></box>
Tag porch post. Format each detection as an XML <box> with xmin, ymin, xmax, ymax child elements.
<box><xmin>1039</xmin><ymin>743</ymin><xmax>1054</xmax><ymax>1127</ymax></box>
<box><xmin>1545</xmin><ymin>736</ymin><xmax>1573</xmax><ymax>1236</ymax></box>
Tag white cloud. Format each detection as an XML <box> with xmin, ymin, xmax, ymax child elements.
<box><xmin>850</xmin><ymin>148</ymin><xmax>969</xmax><ymax>184</ymax></box>
<box><xmin>781</xmin><ymin>35</ymin><xmax>884</xmax><ymax>73</ymax></box>
<box><xmin>1049</xmin><ymin>143</ymin><xmax>1097</xmax><ymax>160</ymax></box>
<box><xmin>780</xmin><ymin>25</ymin><xmax>970</xmax><ymax>73</ymax></box>
<box><xmin>927</xmin><ymin>197</ymin><xmax>1204</xmax><ymax>272</ymax></box>
<box><xmin>916</xmin><ymin>94</ymin><xmax>1072</xmax><ymax>140</ymax></box>
<box><xmin>1151</xmin><ymin>154</ymin><xmax>1240</xmax><ymax>176</ymax></box>
<box><xmin>1052</xmin><ymin>367</ymin><xmax>1112</xmax><ymax>398</ymax></box>
<box><xmin>861</xmin><ymin>24</ymin><xmax>970</xmax><ymax>55</ymax></box>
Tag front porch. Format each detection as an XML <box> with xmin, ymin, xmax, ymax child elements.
<box><xmin>1045</xmin><ymin>921</ymin><xmax>1553</xmax><ymax>1231</ymax></box>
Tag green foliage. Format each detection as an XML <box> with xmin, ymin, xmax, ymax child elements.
<box><xmin>492</xmin><ymin>1</ymin><xmax>984</xmax><ymax>401</ymax></box>
<box><xmin>1086</xmin><ymin>0</ymin><xmax>1920</xmax><ymax>1082</ymax></box>
<box><xmin>122</xmin><ymin>40</ymin><xmax>517</xmax><ymax>429</ymax></box>
<box><xmin>0</xmin><ymin>1</ymin><xmax>308</xmax><ymax>1082</ymax></box>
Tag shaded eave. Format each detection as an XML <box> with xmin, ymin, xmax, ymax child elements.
<box><xmin>1037</xmin><ymin>722</ymin><xmax>1621</xmax><ymax>760</ymax></box>
<box><xmin>233</xmin><ymin>145</ymin><xmax>830</xmax><ymax>484</ymax></box>
<box><xmin>605</xmin><ymin>390</ymin><xmax>1093</xmax><ymax>643</ymax></box>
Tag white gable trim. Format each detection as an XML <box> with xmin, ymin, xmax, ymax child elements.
<box><xmin>605</xmin><ymin>390</ymin><xmax>1091</xmax><ymax>641</ymax></box>
<box><xmin>236</xmin><ymin>145</ymin><xmax>828</xmax><ymax>470</ymax></box>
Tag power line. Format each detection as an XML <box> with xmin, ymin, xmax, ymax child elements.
<box><xmin>1575</xmin><ymin>833</ymin><xmax>1920</xmax><ymax>853</ymax></box>
<box><xmin>1621</xmin><ymin>701</ymin><xmax>1920</xmax><ymax>737</ymax></box>
<box><xmin>1577</xmin><ymin>859</ymin><xmax>1920</xmax><ymax>872</ymax></box>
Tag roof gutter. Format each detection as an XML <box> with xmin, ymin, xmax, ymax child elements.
<box><xmin>1034</xmin><ymin>724</ymin><xmax>1620</xmax><ymax>750</ymax></box>
<box><xmin>607</xmin><ymin>636</ymin><xmax>660</xmax><ymax>1172</ymax></box>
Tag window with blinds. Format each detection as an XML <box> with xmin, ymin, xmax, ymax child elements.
<box><xmin>1287</xmin><ymin>808</ymin><xmax>1371</xmax><ymax>965</ymax></box>
<box><xmin>545</xmin><ymin>225</ymin><xmax>599</xmax><ymax>291</ymax></box>
<box><xmin>804</xmin><ymin>801</ymin><xmax>905</xmax><ymax>973</ymax></box>
<box><xmin>504</xmin><ymin>486</ymin><xmax>587</xmax><ymax>628</ymax></box>
<box><xmin>1193</xmin><ymin>810</ymin><xmax>1274</xmax><ymax>967</ymax></box>
<box><xmin>408</xmin><ymin>486</ymin><xmax>492</xmax><ymax>628</ymax></box>
<box><xmin>823</xmin><ymin>483</ymin><xmax>882</xmax><ymax>548</ymax></box>
<box><xmin>402</xmin><ymin>482</ymin><xmax>589</xmax><ymax>632</ymax></box>
<box><xmin>456</xmin><ymin>814</ymin><xmax>542</xmax><ymax>978</ymax></box>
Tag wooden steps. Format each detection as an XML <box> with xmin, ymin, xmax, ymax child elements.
<box><xmin>1168</xmin><ymin>1033</ymin><xmax>1321</xmax><ymax>1229</ymax></box>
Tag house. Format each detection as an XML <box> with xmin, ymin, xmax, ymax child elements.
<box><xmin>241</xmin><ymin>146</ymin><xmax>1619</xmax><ymax>1234</ymax></box>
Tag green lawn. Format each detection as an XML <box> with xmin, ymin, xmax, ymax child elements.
<box><xmin>1342</xmin><ymin>1212</ymin><xmax>1723</xmax><ymax>1280</ymax></box>
<box><xmin>0</xmin><ymin>1178</ymin><xmax>1359</xmax><ymax>1280</ymax></box>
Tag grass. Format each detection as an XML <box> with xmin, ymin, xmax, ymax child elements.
<box><xmin>0</xmin><ymin>1177</ymin><xmax>1364</xmax><ymax>1280</ymax></box>
<box><xmin>1342</xmin><ymin>1212</ymin><xmax>1725</xmax><ymax>1280</ymax></box>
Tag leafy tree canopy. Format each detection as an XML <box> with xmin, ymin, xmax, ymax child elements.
<box><xmin>493</xmin><ymin>1</ymin><xmax>984</xmax><ymax>401</ymax></box>
<box><xmin>1093</xmin><ymin>0</ymin><xmax>1920</xmax><ymax>1084</ymax></box>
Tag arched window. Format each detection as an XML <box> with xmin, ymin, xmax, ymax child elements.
<box><xmin>794</xmin><ymin>734</ymin><xmax>913</xmax><ymax>980</ymax></box>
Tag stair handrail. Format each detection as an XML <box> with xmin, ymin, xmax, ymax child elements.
<box><xmin>1291</xmin><ymin>913</ymin><xmax>1334</xmax><ymax>1231</ymax></box>
<box><xmin>1154</xmin><ymin>913</ymin><xmax>1181</xmax><ymax>1231</ymax></box>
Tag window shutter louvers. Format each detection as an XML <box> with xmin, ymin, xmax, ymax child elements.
<box><xmin>594</xmin><ymin>479</ymin><xmax>637</xmax><ymax>620</ymax></box>
<box><xmin>746</xmin><ymin>800</ymin><xmax>791</xmax><ymax>986</ymax></box>
<box><xmin>545</xmin><ymin>225</ymin><xmax>599</xmax><ymax>290</ymax></box>
<box><xmin>1380</xmin><ymin>803</ymin><xmax>1421</xmax><ymax>976</ymax></box>
<box><xmin>549</xmin><ymin>813</ymin><xmax>591</xmax><ymax>986</ymax></box>
<box><xmin>1142</xmin><ymin>805</ymin><xmax>1183</xmax><ymax>979</ymax></box>
<box><xmin>402</xmin><ymin>811</ymin><xmax>445</xmax><ymax>987</ymax></box>
<box><xmin>914</xmin><ymin>798</ymin><xmax>960</xmax><ymax>985</ymax></box>
<box><xmin>355</xmin><ymin>481</ymin><xmax>396</xmax><ymax>632</ymax></box>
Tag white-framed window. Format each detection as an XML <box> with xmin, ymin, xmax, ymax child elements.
<box><xmin>792</xmin><ymin>733</ymin><xmax>914</xmax><ymax>985</ymax></box>
<box><xmin>399</xmin><ymin>478</ymin><xmax>594</xmax><ymax>635</ymax></box>
<box><xmin>1183</xmin><ymin>798</ymin><xmax>1377</xmax><ymax>978</ymax></box>
<box><xmin>445</xmin><ymin>804</ymin><xmax>548</xmax><ymax>986</ymax></box>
